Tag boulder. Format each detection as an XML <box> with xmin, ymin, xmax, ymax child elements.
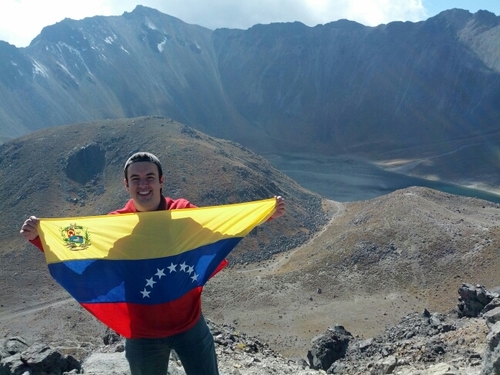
<box><xmin>0</xmin><ymin>337</ymin><xmax>29</xmax><ymax>361</ymax></box>
<box><xmin>457</xmin><ymin>283</ymin><xmax>497</xmax><ymax>318</ymax></box>
<box><xmin>481</xmin><ymin>322</ymin><xmax>500</xmax><ymax>375</ymax></box>
<box><xmin>307</xmin><ymin>325</ymin><xmax>352</xmax><ymax>370</ymax></box>
<box><xmin>484</xmin><ymin>307</ymin><xmax>500</xmax><ymax>328</ymax></box>
<box><xmin>0</xmin><ymin>339</ymin><xmax>81</xmax><ymax>375</ymax></box>
<box><xmin>21</xmin><ymin>344</ymin><xmax>81</xmax><ymax>374</ymax></box>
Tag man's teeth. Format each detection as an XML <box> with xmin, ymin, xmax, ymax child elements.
<box><xmin>139</xmin><ymin>191</ymin><xmax>150</xmax><ymax>195</ymax></box>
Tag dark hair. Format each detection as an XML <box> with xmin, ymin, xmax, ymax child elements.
<box><xmin>123</xmin><ymin>152</ymin><xmax>163</xmax><ymax>182</ymax></box>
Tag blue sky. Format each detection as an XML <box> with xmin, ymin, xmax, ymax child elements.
<box><xmin>1</xmin><ymin>0</ymin><xmax>499</xmax><ymax>48</ymax></box>
<box><xmin>423</xmin><ymin>0</ymin><xmax>500</xmax><ymax>18</ymax></box>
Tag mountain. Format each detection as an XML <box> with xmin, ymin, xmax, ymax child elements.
<box><xmin>2</xmin><ymin>8</ymin><xmax>500</xmax><ymax>370</ymax></box>
<box><xmin>1</xmin><ymin>7</ymin><xmax>499</xmax><ymax>169</ymax></box>
<box><xmin>0</xmin><ymin>7</ymin><xmax>250</xmax><ymax>143</ymax></box>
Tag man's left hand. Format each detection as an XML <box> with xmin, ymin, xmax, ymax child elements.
<box><xmin>271</xmin><ymin>196</ymin><xmax>285</xmax><ymax>219</ymax></box>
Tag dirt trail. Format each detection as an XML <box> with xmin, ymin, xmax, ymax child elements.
<box><xmin>237</xmin><ymin>199</ymin><xmax>344</xmax><ymax>276</ymax></box>
<box><xmin>0</xmin><ymin>297</ymin><xmax>73</xmax><ymax>322</ymax></box>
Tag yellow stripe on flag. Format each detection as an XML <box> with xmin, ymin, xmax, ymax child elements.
<box><xmin>39</xmin><ymin>198</ymin><xmax>276</xmax><ymax>264</ymax></box>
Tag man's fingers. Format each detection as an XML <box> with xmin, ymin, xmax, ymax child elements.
<box><xmin>20</xmin><ymin>216</ymin><xmax>40</xmax><ymax>240</ymax></box>
<box><xmin>271</xmin><ymin>196</ymin><xmax>285</xmax><ymax>219</ymax></box>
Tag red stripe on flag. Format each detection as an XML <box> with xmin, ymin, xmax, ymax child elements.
<box><xmin>81</xmin><ymin>287</ymin><xmax>203</xmax><ymax>338</ymax></box>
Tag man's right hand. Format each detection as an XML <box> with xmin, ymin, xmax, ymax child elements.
<box><xmin>20</xmin><ymin>216</ymin><xmax>40</xmax><ymax>241</ymax></box>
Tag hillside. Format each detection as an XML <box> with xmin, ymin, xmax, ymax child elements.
<box><xmin>0</xmin><ymin>116</ymin><xmax>324</xmax><ymax>257</ymax></box>
<box><xmin>202</xmin><ymin>187</ymin><xmax>500</xmax><ymax>357</ymax></box>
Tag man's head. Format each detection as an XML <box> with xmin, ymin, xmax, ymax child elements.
<box><xmin>123</xmin><ymin>152</ymin><xmax>164</xmax><ymax>211</ymax></box>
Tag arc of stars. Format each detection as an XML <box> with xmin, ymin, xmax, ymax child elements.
<box><xmin>139</xmin><ymin>263</ymin><xmax>201</xmax><ymax>299</ymax></box>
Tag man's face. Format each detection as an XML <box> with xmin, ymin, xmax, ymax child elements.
<box><xmin>124</xmin><ymin>161</ymin><xmax>164</xmax><ymax>211</ymax></box>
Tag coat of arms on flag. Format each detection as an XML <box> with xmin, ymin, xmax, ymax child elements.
<box><xmin>60</xmin><ymin>223</ymin><xmax>91</xmax><ymax>250</ymax></box>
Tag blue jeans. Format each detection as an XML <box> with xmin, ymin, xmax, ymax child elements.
<box><xmin>125</xmin><ymin>315</ymin><xmax>219</xmax><ymax>375</ymax></box>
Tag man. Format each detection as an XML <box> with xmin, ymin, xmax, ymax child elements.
<box><xmin>20</xmin><ymin>151</ymin><xmax>285</xmax><ymax>375</ymax></box>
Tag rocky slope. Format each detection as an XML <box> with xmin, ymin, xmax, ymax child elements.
<box><xmin>3</xmin><ymin>186</ymin><xmax>500</xmax><ymax>374</ymax></box>
<box><xmin>3</xmin><ymin>283</ymin><xmax>500</xmax><ymax>375</ymax></box>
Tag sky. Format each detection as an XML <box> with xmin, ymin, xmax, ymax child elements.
<box><xmin>1</xmin><ymin>0</ymin><xmax>499</xmax><ymax>48</ymax></box>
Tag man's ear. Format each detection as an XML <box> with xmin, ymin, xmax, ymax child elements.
<box><xmin>160</xmin><ymin>175</ymin><xmax>165</xmax><ymax>187</ymax></box>
<box><xmin>124</xmin><ymin>178</ymin><xmax>129</xmax><ymax>191</ymax></box>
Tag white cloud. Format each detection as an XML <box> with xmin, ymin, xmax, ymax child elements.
<box><xmin>341</xmin><ymin>0</ymin><xmax>428</xmax><ymax>25</ymax></box>
<box><xmin>0</xmin><ymin>0</ymin><xmax>429</xmax><ymax>47</ymax></box>
<box><xmin>0</xmin><ymin>0</ymin><xmax>115</xmax><ymax>47</ymax></box>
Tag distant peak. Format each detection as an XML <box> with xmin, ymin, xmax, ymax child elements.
<box><xmin>324</xmin><ymin>19</ymin><xmax>366</xmax><ymax>29</ymax></box>
<box><xmin>124</xmin><ymin>5</ymin><xmax>184</xmax><ymax>25</ymax></box>
<box><xmin>131</xmin><ymin>5</ymin><xmax>157</xmax><ymax>13</ymax></box>
<box><xmin>472</xmin><ymin>9</ymin><xmax>500</xmax><ymax>27</ymax></box>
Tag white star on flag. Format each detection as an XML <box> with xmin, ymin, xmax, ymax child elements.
<box><xmin>145</xmin><ymin>277</ymin><xmax>156</xmax><ymax>288</ymax></box>
<box><xmin>140</xmin><ymin>289</ymin><xmax>151</xmax><ymax>298</ymax></box>
<box><xmin>167</xmin><ymin>263</ymin><xmax>177</xmax><ymax>273</ymax></box>
<box><xmin>156</xmin><ymin>268</ymin><xmax>166</xmax><ymax>278</ymax></box>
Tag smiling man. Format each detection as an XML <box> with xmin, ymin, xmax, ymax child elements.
<box><xmin>20</xmin><ymin>151</ymin><xmax>286</xmax><ymax>375</ymax></box>
<box><xmin>125</xmin><ymin>155</ymin><xmax>165</xmax><ymax>211</ymax></box>
<box><xmin>117</xmin><ymin>152</ymin><xmax>199</xmax><ymax>213</ymax></box>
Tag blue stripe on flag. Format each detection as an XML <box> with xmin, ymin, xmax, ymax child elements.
<box><xmin>47</xmin><ymin>237</ymin><xmax>241</xmax><ymax>304</ymax></box>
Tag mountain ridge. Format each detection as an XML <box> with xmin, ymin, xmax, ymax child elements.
<box><xmin>1</xmin><ymin>6</ymin><xmax>499</xmax><ymax>196</ymax></box>
<box><xmin>1</xmin><ymin>6</ymin><xmax>499</xmax><ymax>155</ymax></box>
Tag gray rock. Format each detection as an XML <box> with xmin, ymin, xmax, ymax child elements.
<box><xmin>458</xmin><ymin>283</ymin><xmax>496</xmax><ymax>318</ymax></box>
<box><xmin>103</xmin><ymin>328</ymin><xmax>122</xmax><ymax>346</ymax></box>
<box><xmin>483</xmin><ymin>298</ymin><xmax>500</xmax><ymax>315</ymax></box>
<box><xmin>0</xmin><ymin>353</ymin><xmax>24</xmax><ymax>375</ymax></box>
<box><xmin>0</xmin><ymin>337</ymin><xmax>29</xmax><ymax>361</ymax></box>
<box><xmin>307</xmin><ymin>325</ymin><xmax>352</xmax><ymax>370</ymax></box>
<box><xmin>82</xmin><ymin>352</ymin><xmax>130</xmax><ymax>375</ymax></box>
<box><xmin>0</xmin><ymin>341</ymin><xmax>81</xmax><ymax>375</ymax></box>
<box><xmin>481</xmin><ymin>322</ymin><xmax>500</xmax><ymax>375</ymax></box>
<box><xmin>484</xmin><ymin>307</ymin><xmax>500</xmax><ymax>327</ymax></box>
<box><xmin>23</xmin><ymin>344</ymin><xmax>80</xmax><ymax>374</ymax></box>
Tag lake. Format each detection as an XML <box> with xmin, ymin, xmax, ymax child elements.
<box><xmin>264</xmin><ymin>153</ymin><xmax>500</xmax><ymax>204</ymax></box>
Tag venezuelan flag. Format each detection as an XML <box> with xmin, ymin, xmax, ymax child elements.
<box><xmin>38</xmin><ymin>198</ymin><xmax>276</xmax><ymax>338</ymax></box>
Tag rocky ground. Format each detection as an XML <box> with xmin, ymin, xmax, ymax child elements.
<box><xmin>3</xmin><ymin>187</ymin><xmax>500</xmax><ymax>374</ymax></box>
<box><xmin>2</xmin><ymin>283</ymin><xmax>500</xmax><ymax>374</ymax></box>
